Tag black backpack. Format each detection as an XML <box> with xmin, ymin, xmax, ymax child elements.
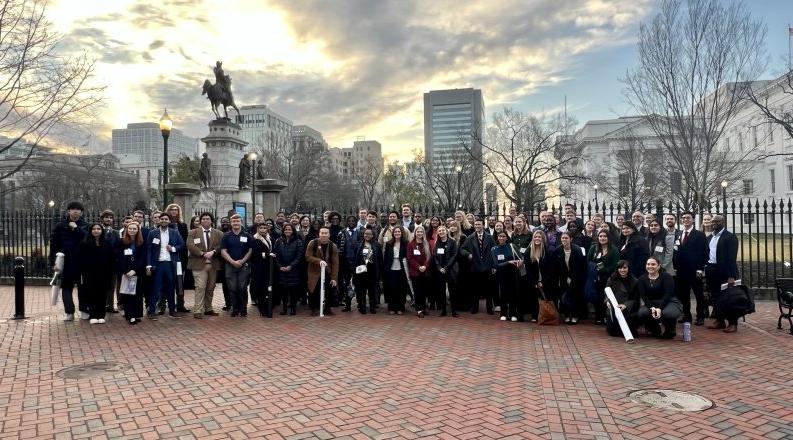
<box><xmin>716</xmin><ymin>285</ymin><xmax>755</xmax><ymax>317</ymax></box>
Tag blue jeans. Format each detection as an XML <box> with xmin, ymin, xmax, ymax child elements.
<box><xmin>149</xmin><ymin>261</ymin><xmax>175</xmax><ymax>315</ymax></box>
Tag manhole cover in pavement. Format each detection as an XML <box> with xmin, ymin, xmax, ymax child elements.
<box><xmin>56</xmin><ymin>362</ymin><xmax>131</xmax><ymax>379</ymax></box>
<box><xmin>627</xmin><ymin>389</ymin><xmax>714</xmax><ymax>412</ymax></box>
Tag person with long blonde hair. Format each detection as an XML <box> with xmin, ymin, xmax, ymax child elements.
<box><xmin>524</xmin><ymin>230</ymin><xmax>555</xmax><ymax>323</ymax></box>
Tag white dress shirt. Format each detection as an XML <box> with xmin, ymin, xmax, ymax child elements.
<box><xmin>708</xmin><ymin>229</ymin><xmax>723</xmax><ymax>264</ymax></box>
<box><xmin>159</xmin><ymin>228</ymin><xmax>171</xmax><ymax>262</ymax></box>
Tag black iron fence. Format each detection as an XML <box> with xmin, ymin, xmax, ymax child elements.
<box><xmin>2</xmin><ymin>198</ymin><xmax>790</xmax><ymax>288</ymax></box>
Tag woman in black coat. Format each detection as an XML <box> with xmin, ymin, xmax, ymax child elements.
<box><xmin>605</xmin><ymin>260</ymin><xmax>639</xmax><ymax>337</ymax></box>
<box><xmin>382</xmin><ymin>226</ymin><xmax>409</xmax><ymax>314</ymax></box>
<box><xmin>79</xmin><ymin>223</ymin><xmax>116</xmax><ymax>323</ymax></box>
<box><xmin>525</xmin><ymin>230</ymin><xmax>556</xmax><ymax>322</ymax></box>
<box><xmin>117</xmin><ymin>222</ymin><xmax>147</xmax><ymax>324</ymax></box>
<box><xmin>353</xmin><ymin>227</ymin><xmax>381</xmax><ymax>314</ymax></box>
<box><xmin>251</xmin><ymin>223</ymin><xmax>275</xmax><ymax>316</ymax></box>
<box><xmin>554</xmin><ymin>231</ymin><xmax>588</xmax><ymax>324</ymax></box>
<box><xmin>273</xmin><ymin>224</ymin><xmax>304</xmax><ymax>315</ymax></box>
<box><xmin>432</xmin><ymin>225</ymin><xmax>459</xmax><ymax>317</ymax></box>
<box><xmin>619</xmin><ymin>221</ymin><xmax>650</xmax><ymax>278</ymax></box>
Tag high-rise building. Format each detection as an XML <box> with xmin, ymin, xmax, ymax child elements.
<box><xmin>234</xmin><ymin>105</ymin><xmax>293</xmax><ymax>152</ymax></box>
<box><xmin>292</xmin><ymin>125</ymin><xmax>328</xmax><ymax>153</ymax></box>
<box><xmin>423</xmin><ymin>88</ymin><xmax>485</xmax><ymax>202</ymax></box>
<box><xmin>329</xmin><ymin>138</ymin><xmax>384</xmax><ymax>196</ymax></box>
<box><xmin>112</xmin><ymin>122</ymin><xmax>199</xmax><ymax>190</ymax></box>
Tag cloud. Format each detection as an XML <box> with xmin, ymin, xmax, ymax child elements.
<box><xmin>50</xmin><ymin>0</ymin><xmax>653</xmax><ymax>159</ymax></box>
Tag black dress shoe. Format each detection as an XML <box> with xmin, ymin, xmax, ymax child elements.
<box><xmin>289</xmin><ymin>307</ymin><xmax>296</xmax><ymax>316</ymax></box>
<box><xmin>280</xmin><ymin>309</ymin><xmax>288</xmax><ymax>315</ymax></box>
<box><xmin>369</xmin><ymin>307</ymin><xmax>376</xmax><ymax>314</ymax></box>
<box><xmin>230</xmin><ymin>311</ymin><xmax>239</xmax><ymax>317</ymax></box>
<box><xmin>157</xmin><ymin>308</ymin><xmax>165</xmax><ymax>315</ymax></box>
<box><xmin>204</xmin><ymin>311</ymin><xmax>219</xmax><ymax>316</ymax></box>
<box><xmin>440</xmin><ymin>311</ymin><xmax>447</xmax><ymax>317</ymax></box>
<box><xmin>359</xmin><ymin>308</ymin><xmax>367</xmax><ymax>314</ymax></box>
<box><xmin>168</xmin><ymin>312</ymin><xmax>182</xmax><ymax>319</ymax></box>
<box><xmin>222</xmin><ymin>306</ymin><xmax>230</xmax><ymax>311</ymax></box>
<box><xmin>342</xmin><ymin>306</ymin><xmax>351</xmax><ymax>312</ymax></box>
<box><xmin>694</xmin><ymin>318</ymin><xmax>705</xmax><ymax>326</ymax></box>
<box><xmin>176</xmin><ymin>306</ymin><xmax>191</xmax><ymax>313</ymax></box>
<box><xmin>106</xmin><ymin>306</ymin><xmax>119</xmax><ymax>313</ymax></box>
<box><xmin>451</xmin><ymin>312</ymin><xmax>459</xmax><ymax>318</ymax></box>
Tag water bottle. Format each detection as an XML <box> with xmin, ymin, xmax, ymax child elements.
<box><xmin>683</xmin><ymin>322</ymin><xmax>692</xmax><ymax>342</ymax></box>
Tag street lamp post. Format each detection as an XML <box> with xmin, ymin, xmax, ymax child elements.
<box><xmin>721</xmin><ymin>180</ymin><xmax>728</xmax><ymax>217</ymax></box>
<box><xmin>593</xmin><ymin>184</ymin><xmax>599</xmax><ymax>207</ymax></box>
<box><xmin>159</xmin><ymin>109</ymin><xmax>173</xmax><ymax>210</ymax></box>
<box><xmin>250</xmin><ymin>152</ymin><xmax>258</xmax><ymax>223</ymax></box>
<box><xmin>455</xmin><ymin>165</ymin><xmax>463</xmax><ymax>210</ymax></box>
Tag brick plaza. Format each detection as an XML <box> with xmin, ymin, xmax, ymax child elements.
<box><xmin>0</xmin><ymin>287</ymin><xmax>791</xmax><ymax>439</ymax></box>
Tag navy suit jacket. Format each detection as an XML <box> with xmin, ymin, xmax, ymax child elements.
<box><xmin>146</xmin><ymin>228</ymin><xmax>185</xmax><ymax>268</ymax></box>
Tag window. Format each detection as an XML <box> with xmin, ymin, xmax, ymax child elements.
<box><xmin>753</xmin><ymin>126</ymin><xmax>758</xmax><ymax>147</ymax></box>
<box><xmin>618</xmin><ymin>173</ymin><xmax>629</xmax><ymax>197</ymax></box>
<box><xmin>670</xmin><ymin>172</ymin><xmax>682</xmax><ymax>194</ymax></box>
<box><xmin>770</xmin><ymin>169</ymin><xmax>776</xmax><ymax>193</ymax></box>
<box><xmin>725</xmin><ymin>136</ymin><xmax>731</xmax><ymax>150</ymax></box>
<box><xmin>738</xmin><ymin>132</ymin><xmax>744</xmax><ymax>151</ymax></box>
<box><xmin>742</xmin><ymin>179</ymin><xmax>753</xmax><ymax>195</ymax></box>
<box><xmin>788</xmin><ymin>165</ymin><xmax>793</xmax><ymax>191</ymax></box>
<box><xmin>769</xmin><ymin>125</ymin><xmax>774</xmax><ymax>143</ymax></box>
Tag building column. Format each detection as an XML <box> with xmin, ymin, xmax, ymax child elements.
<box><xmin>254</xmin><ymin>179</ymin><xmax>287</xmax><ymax>219</ymax></box>
<box><xmin>164</xmin><ymin>183</ymin><xmax>201</xmax><ymax>218</ymax></box>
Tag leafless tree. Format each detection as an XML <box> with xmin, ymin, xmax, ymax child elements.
<box><xmin>382</xmin><ymin>160</ymin><xmax>433</xmax><ymax>208</ymax></box>
<box><xmin>623</xmin><ymin>0</ymin><xmax>766</xmax><ymax>210</ymax></box>
<box><xmin>462</xmin><ymin>108</ymin><xmax>584</xmax><ymax>212</ymax></box>
<box><xmin>746</xmin><ymin>68</ymin><xmax>793</xmax><ymax>158</ymax></box>
<box><xmin>416</xmin><ymin>150</ymin><xmax>481</xmax><ymax>212</ymax></box>
<box><xmin>0</xmin><ymin>0</ymin><xmax>103</xmax><ymax>179</ymax></box>
<box><xmin>254</xmin><ymin>136</ymin><xmax>325</xmax><ymax>209</ymax></box>
<box><xmin>590</xmin><ymin>132</ymin><xmax>664</xmax><ymax>211</ymax></box>
<box><xmin>6</xmin><ymin>153</ymin><xmax>143</xmax><ymax>212</ymax></box>
<box><xmin>353</xmin><ymin>161</ymin><xmax>384</xmax><ymax>208</ymax></box>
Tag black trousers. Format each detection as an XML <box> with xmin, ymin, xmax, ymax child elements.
<box><xmin>411</xmin><ymin>276</ymin><xmax>430</xmax><ymax>312</ymax></box>
<box><xmin>704</xmin><ymin>266</ymin><xmax>738</xmax><ymax>325</ymax></box>
<box><xmin>340</xmin><ymin>263</ymin><xmax>354</xmax><ymax>309</ymax></box>
<box><xmin>354</xmin><ymin>269</ymin><xmax>378</xmax><ymax>310</ymax></box>
<box><xmin>496</xmin><ymin>267</ymin><xmax>518</xmax><ymax>318</ymax></box>
<box><xmin>435</xmin><ymin>272</ymin><xmax>457</xmax><ymax>313</ymax></box>
<box><xmin>310</xmin><ymin>280</ymin><xmax>332</xmax><ymax>312</ymax></box>
<box><xmin>469</xmin><ymin>271</ymin><xmax>494</xmax><ymax>313</ymax></box>
<box><xmin>385</xmin><ymin>269</ymin><xmax>407</xmax><ymax>312</ymax></box>
<box><xmin>86</xmin><ymin>283</ymin><xmax>108</xmax><ymax>319</ymax></box>
<box><xmin>278</xmin><ymin>285</ymin><xmax>300</xmax><ymax>311</ymax></box>
<box><xmin>676</xmin><ymin>272</ymin><xmax>707</xmax><ymax>320</ymax></box>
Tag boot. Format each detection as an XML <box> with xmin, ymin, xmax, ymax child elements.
<box><xmin>280</xmin><ymin>305</ymin><xmax>288</xmax><ymax>315</ymax></box>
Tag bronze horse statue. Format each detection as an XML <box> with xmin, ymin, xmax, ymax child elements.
<box><xmin>202</xmin><ymin>77</ymin><xmax>240</xmax><ymax>120</ymax></box>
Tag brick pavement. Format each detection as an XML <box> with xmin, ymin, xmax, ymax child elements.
<box><xmin>0</xmin><ymin>287</ymin><xmax>791</xmax><ymax>439</ymax></box>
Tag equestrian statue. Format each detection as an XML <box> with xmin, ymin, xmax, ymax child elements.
<box><xmin>202</xmin><ymin>61</ymin><xmax>241</xmax><ymax>120</ymax></box>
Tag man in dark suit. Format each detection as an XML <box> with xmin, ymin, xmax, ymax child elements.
<box><xmin>460</xmin><ymin>218</ymin><xmax>496</xmax><ymax>314</ymax></box>
<box><xmin>673</xmin><ymin>211</ymin><xmax>709</xmax><ymax>325</ymax></box>
<box><xmin>145</xmin><ymin>212</ymin><xmax>185</xmax><ymax>319</ymax></box>
<box><xmin>705</xmin><ymin>214</ymin><xmax>740</xmax><ymax>333</ymax></box>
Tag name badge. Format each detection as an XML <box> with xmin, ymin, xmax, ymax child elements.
<box><xmin>363</xmin><ymin>248</ymin><xmax>370</xmax><ymax>255</ymax></box>
<box><xmin>673</xmin><ymin>245</ymin><xmax>679</xmax><ymax>251</ymax></box>
<box><xmin>240</xmin><ymin>236</ymin><xmax>248</xmax><ymax>243</ymax></box>
<box><xmin>497</xmin><ymin>254</ymin><xmax>505</xmax><ymax>261</ymax></box>
<box><xmin>675</xmin><ymin>239</ymin><xmax>681</xmax><ymax>246</ymax></box>
<box><xmin>124</xmin><ymin>248</ymin><xmax>133</xmax><ymax>256</ymax></box>
<box><xmin>152</xmin><ymin>238</ymin><xmax>160</xmax><ymax>245</ymax></box>
<box><xmin>194</xmin><ymin>238</ymin><xmax>201</xmax><ymax>244</ymax></box>
<box><xmin>519</xmin><ymin>247</ymin><xmax>527</xmax><ymax>254</ymax></box>
<box><xmin>262</xmin><ymin>252</ymin><xmax>267</xmax><ymax>259</ymax></box>
<box><xmin>413</xmin><ymin>249</ymin><xmax>421</xmax><ymax>255</ymax></box>
<box><xmin>437</xmin><ymin>248</ymin><xmax>445</xmax><ymax>255</ymax></box>
<box><xmin>655</xmin><ymin>246</ymin><xmax>664</xmax><ymax>253</ymax></box>
<box><xmin>581</xmin><ymin>248</ymin><xmax>586</xmax><ymax>256</ymax></box>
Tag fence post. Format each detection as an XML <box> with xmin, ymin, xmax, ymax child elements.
<box><xmin>12</xmin><ymin>256</ymin><xmax>25</xmax><ymax>320</ymax></box>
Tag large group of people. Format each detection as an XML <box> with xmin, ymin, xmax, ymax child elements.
<box><xmin>49</xmin><ymin>201</ymin><xmax>746</xmax><ymax>338</ymax></box>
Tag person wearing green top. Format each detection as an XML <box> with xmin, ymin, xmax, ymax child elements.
<box><xmin>586</xmin><ymin>230</ymin><xmax>619</xmax><ymax>324</ymax></box>
<box><xmin>491</xmin><ymin>231</ymin><xmax>523</xmax><ymax>322</ymax></box>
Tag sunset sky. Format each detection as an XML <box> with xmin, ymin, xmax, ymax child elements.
<box><xmin>48</xmin><ymin>0</ymin><xmax>792</xmax><ymax>162</ymax></box>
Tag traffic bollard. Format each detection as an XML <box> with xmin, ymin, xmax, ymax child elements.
<box><xmin>13</xmin><ymin>257</ymin><xmax>26</xmax><ymax>320</ymax></box>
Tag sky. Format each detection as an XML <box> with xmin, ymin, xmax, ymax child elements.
<box><xmin>47</xmin><ymin>0</ymin><xmax>793</xmax><ymax>162</ymax></box>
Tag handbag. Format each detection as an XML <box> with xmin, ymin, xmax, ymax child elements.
<box><xmin>511</xmin><ymin>245</ymin><xmax>527</xmax><ymax>277</ymax></box>
<box><xmin>537</xmin><ymin>287</ymin><xmax>560</xmax><ymax>326</ymax></box>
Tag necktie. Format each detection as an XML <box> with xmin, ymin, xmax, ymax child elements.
<box><xmin>683</xmin><ymin>230</ymin><xmax>689</xmax><ymax>244</ymax></box>
<box><xmin>205</xmin><ymin>230</ymin><xmax>210</xmax><ymax>250</ymax></box>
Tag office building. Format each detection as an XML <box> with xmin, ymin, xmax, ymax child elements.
<box><xmin>329</xmin><ymin>138</ymin><xmax>384</xmax><ymax>191</ymax></box>
<box><xmin>423</xmin><ymin>88</ymin><xmax>485</xmax><ymax>201</ymax></box>
<box><xmin>234</xmin><ymin>105</ymin><xmax>293</xmax><ymax>152</ymax></box>
<box><xmin>292</xmin><ymin>125</ymin><xmax>328</xmax><ymax>153</ymax></box>
<box><xmin>112</xmin><ymin>122</ymin><xmax>199</xmax><ymax>190</ymax></box>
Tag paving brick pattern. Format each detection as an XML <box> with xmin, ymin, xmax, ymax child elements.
<box><xmin>0</xmin><ymin>287</ymin><xmax>791</xmax><ymax>439</ymax></box>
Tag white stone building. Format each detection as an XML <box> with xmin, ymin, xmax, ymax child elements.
<box><xmin>234</xmin><ymin>105</ymin><xmax>293</xmax><ymax>153</ymax></box>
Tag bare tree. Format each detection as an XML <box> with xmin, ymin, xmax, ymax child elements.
<box><xmin>591</xmin><ymin>132</ymin><xmax>663</xmax><ymax>210</ymax></box>
<box><xmin>6</xmin><ymin>153</ymin><xmax>144</xmax><ymax>212</ymax></box>
<box><xmin>382</xmin><ymin>161</ymin><xmax>433</xmax><ymax>208</ymax></box>
<box><xmin>746</xmin><ymin>67</ymin><xmax>793</xmax><ymax>158</ymax></box>
<box><xmin>353</xmin><ymin>161</ymin><xmax>384</xmax><ymax>208</ymax></box>
<box><xmin>255</xmin><ymin>137</ymin><xmax>325</xmax><ymax>209</ymax></box>
<box><xmin>623</xmin><ymin>0</ymin><xmax>766</xmax><ymax>210</ymax></box>
<box><xmin>416</xmin><ymin>150</ymin><xmax>481</xmax><ymax>212</ymax></box>
<box><xmin>0</xmin><ymin>0</ymin><xmax>103</xmax><ymax>178</ymax></box>
<box><xmin>462</xmin><ymin>108</ymin><xmax>583</xmax><ymax>212</ymax></box>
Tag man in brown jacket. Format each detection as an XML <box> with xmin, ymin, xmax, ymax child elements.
<box><xmin>187</xmin><ymin>213</ymin><xmax>223</xmax><ymax>318</ymax></box>
<box><xmin>305</xmin><ymin>227</ymin><xmax>339</xmax><ymax>316</ymax></box>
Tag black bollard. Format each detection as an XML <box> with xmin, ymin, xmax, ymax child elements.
<box><xmin>13</xmin><ymin>257</ymin><xmax>26</xmax><ymax>320</ymax></box>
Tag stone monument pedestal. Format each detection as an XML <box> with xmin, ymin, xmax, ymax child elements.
<box><xmin>200</xmin><ymin>119</ymin><xmax>250</xmax><ymax>218</ymax></box>
<box><xmin>164</xmin><ymin>183</ymin><xmax>201</xmax><ymax>217</ymax></box>
<box><xmin>254</xmin><ymin>179</ymin><xmax>287</xmax><ymax>219</ymax></box>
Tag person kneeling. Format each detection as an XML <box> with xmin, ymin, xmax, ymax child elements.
<box><xmin>605</xmin><ymin>260</ymin><xmax>639</xmax><ymax>337</ymax></box>
<box><xmin>636</xmin><ymin>257</ymin><xmax>682</xmax><ymax>339</ymax></box>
